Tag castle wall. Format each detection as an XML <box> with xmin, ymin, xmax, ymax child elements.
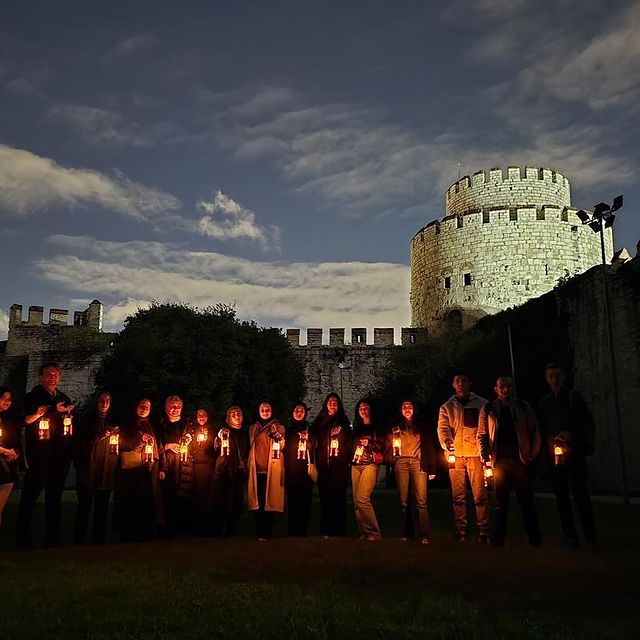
<box><xmin>410</xmin><ymin>167</ymin><xmax>613</xmax><ymax>332</ymax></box>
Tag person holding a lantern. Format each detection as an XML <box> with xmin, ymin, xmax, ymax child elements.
<box><xmin>16</xmin><ymin>362</ymin><xmax>75</xmax><ymax>548</ymax></box>
<box><xmin>477</xmin><ymin>377</ymin><xmax>541</xmax><ymax>547</ymax></box>
<box><xmin>190</xmin><ymin>408</ymin><xmax>217</xmax><ymax>537</ymax></box>
<box><xmin>114</xmin><ymin>398</ymin><xmax>160</xmax><ymax>541</ymax></box>
<box><xmin>247</xmin><ymin>402</ymin><xmax>286</xmax><ymax>540</ymax></box>
<box><xmin>437</xmin><ymin>369</ymin><xmax>490</xmax><ymax>544</ymax></box>
<box><xmin>387</xmin><ymin>400</ymin><xmax>436</xmax><ymax>544</ymax></box>
<box><xmin>312</xmin><ymin>393</ymin><xmax>352</xmax><ymax>538</ymax></box>
<box><xmin>73</xmin><ymin>390</ymin><xmax>119</xmax><ymax>544</ymax></box>
<box><xmin>0</xmin><ymin>387</ymin><xmax>21</xmax><ymax>529</ymax></box>
<box><xmin>156</xmin><ymin>395</ymin><xmax>195</xmax><ymax>537</ymax></box>
<box><xmin>350</xmin><ymin>399</ymin><xmax>385</xmax><ymax>541</ymax></box>
<box><xmin>209</xmin><ymin>406</ymin><xmax>249</xmax><ymax>537</ymax></box>
<box><xmin>284</xmin><ymin>402</ymin><xmax>316</xmax><ymax>536</ymax></box>
<box><xmin>538</xmin><ymin>363</ymin><xmax>597</xmax><ymax>549</ymax></box>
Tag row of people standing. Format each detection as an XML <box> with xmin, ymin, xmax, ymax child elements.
<box><xmin>1</xmin><ymin>361</ymin><xmax>597</xmax><ymax>548</ymax></box>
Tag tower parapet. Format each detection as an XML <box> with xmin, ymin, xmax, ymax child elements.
<box><xmin>411</xmin><ymin>166</ymin><xmax>613</xmax><ymax>333</ymax></box>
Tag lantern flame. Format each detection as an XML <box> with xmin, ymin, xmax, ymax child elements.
<box><xmin>63</xmin><ymin>415</ymin><xmax>73</xmax><ymax>436</ymax></box>
<box><xmin>109</xmin><ymin>433</ymin><xmax>119</xmax><ymax>455</ymax></box>
<box><xmin>38</xmin><ymin>418</ymin><xmax>50</xmax><ymax>440</ymax></box>
<box><xmin>330</xmin><ymin>437</ymin><xmax>340</xmax><ymax>457</ymax></box>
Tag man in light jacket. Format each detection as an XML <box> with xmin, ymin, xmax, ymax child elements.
<box><xmin>478</xmin><ymin>376</ymin><xmax>541</xmax><ymax>547</ymax></box>
<box><xmin>437</xmin><ymin>369</ymin><xmax>489</xmax><ymax>543</ymax></box>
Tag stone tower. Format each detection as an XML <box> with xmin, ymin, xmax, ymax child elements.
<box><xmin>410</xmin><ymin>166</ymin><xmax>614</xmax><ymax>332</ymax></box>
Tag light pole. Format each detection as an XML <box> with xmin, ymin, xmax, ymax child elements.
<box><xmin>576</xmin><ymin>195</ymin><xmax>629</xmax><ymax>505</ymax></box>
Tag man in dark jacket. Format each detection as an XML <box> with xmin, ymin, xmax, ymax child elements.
<box><xmin>538</xmin><ymin>363</ymin><xmax>597</xmax><ymax>548</ymax></box>
<box><xmin>478</xmin><ymin>377</ymin><xmax>541</xmax><ymax>547</ymax></box>
<box><xmin>16</xmin><ymin>362</ymin><xmax>75</xmax><ymax>547</ymax></box>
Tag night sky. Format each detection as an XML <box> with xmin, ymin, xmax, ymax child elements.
<box><xmin>1</xmin><ymin>0</ymin><xmax>638</xmax><ymax>339</ymax></box>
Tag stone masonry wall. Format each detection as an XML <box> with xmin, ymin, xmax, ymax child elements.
<box><xmin>410</xmin><ymin>167</ymin><xmax>613</xmax><ymax>333</ymax></box>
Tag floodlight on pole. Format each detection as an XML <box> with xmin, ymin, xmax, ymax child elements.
<box><xmin>577</xmin><ymin>195</ymin><xmax>629</xmax><ymax>505</ymax></box>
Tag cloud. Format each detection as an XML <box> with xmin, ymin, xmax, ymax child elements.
<box><xmin>197</xmin><ymin>190</ymin><xmax>280</xmax><ymax>250</ymax></box>
<box><xmin>0</xmin><ymin>142</ymin><xmax>181</xmax><ymax>221</ymax></box>
<box><xmin>107</xmin><ymin>33</ymin><xmax>159</xmax><ymax>60</ymax></box>
<box><xmin>38</xmin><ymin>235</ymin><xmax>410</xmax><ymax>335</ymax></box>
<box><xmin>47</xmin><ymin>103</ymin><xmax>154</xmax><ymax>147</ymax></box>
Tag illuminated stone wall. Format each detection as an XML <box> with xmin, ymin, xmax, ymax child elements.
<box><xmin>410</xmin><ymin>166</ymin><xmax>613</xmax><ymax>333</ymax></box>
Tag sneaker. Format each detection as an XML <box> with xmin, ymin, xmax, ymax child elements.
<box><xmin>322</xmin><ymin>535</ymin><xmax>331</xmax><ymax>541</ymax></box>
<box><xmin>258</xmin><ymin>537</ymin><xmax>268</xmax><ymax>542</ymax></box>
<box><xmin>365</xmin><ymin>534</ymin><xmax>381</xmax><ymax>542</ymax></box>
<box><xmin>420</xmin><ymin>537</ymin><xmax>430</xmax><ymax>545</ymax></box>
<box><xmin>400</xmin><ymin>537</ymin><xmax>409</xmax><ymax>543</ymax></box>
<box><xmin>456</xmin><ymin>533</ymin><xmax>467</xmax><ymax>543</ymax></box>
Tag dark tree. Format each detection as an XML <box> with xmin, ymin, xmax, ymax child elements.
<box><xmin>95</xmin><ymin>303</ymin><xmax>305</xmax><ymax>423</ymax></box>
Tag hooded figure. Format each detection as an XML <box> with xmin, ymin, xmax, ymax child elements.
<box><xmin>157</xmin><ymin>395</ymin><xmax>195</xmax><ymax>536</ymax></box>
<box><xmin>114</xmin><ymin>398</ymin><xmax>160</xmax><ymax>542</ymax></box>
<box><xmin>190</xmin><ymin>408</ymin><xmax>217</xmax><ymax>536</ymax></box>
<box><xmin>284</xmin><ymin>402</ymin><xmax>315</xmax><ymax>536</ymax></box>
<box><xmin>247</xmin><ymin>401</ymin><xmax>286</xmax><ymax>540</ymax></box>
<box><xmin>209</xmin><ymin>406</ymin><xmax>249</xmax><ymax>537</ymax></box>
<box><xmin>311</xmin><ymin>393</ymin><xmax>352</xmax><ymax>537</ymax></box>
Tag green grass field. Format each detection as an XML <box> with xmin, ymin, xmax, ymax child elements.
<box><xmin>1</xmin><ymin>489</ymin><xmax>638</xmax><ymax>639</ymax></box>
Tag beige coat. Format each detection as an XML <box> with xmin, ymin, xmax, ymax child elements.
<box><xmin>247</xmin><ymin>421</ymin><xmax>286</xmax><ymax>512</ymax></box>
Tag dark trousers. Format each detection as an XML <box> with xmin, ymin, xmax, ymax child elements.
<box><xmin>253</xmin><ymin>473</ymin><xmax>274</xmax><ymax>539</ymax></box>
<box><xmin>163</xmin><ymin>497</ymin><xmax>195</xmax><ymax>537</ymax></box>
<box><xmin>551</xmin><ymin>456</ymin><xmax>596</xmax><ymax>544</ymax></box>
<box><xmin>211</xmin><ymin>475</ymin><xmax>244</xmax><ymax>537</ymax></box>
<box><xmin>286</xmin><ymin>478</ymin><xmax>313</xmax><ymax>536</ymax></box>
<box><xmin>74</xmin><ymin>487</ymin><xmax>111</xmax><ymax>544</ymax></box>
<box><xmin>317</xmin><ymin>468</ymin><xmax>347</xmax><ymax>536</ymax></box>
<box><xmin>492</xmin><ymin>459</ymin><xmax>540</xmax><ymax>546</ymax></box>
<box><xmin>16</xmin><ymin>458</ymin><xmax>71</xmax><ymax>547</ymax></box>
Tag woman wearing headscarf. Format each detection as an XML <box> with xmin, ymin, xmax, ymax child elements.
<box><xmin>156</xmin><ymin>395</ymin><xmax>195</xmax><ymax>536</ymax></box>
<box><xmin>247</xmin><ymin>402</ymin><xmax>286</xmax><ymax>540</ymax></box>
<box><xmin>210</xmin><ymin>406</ymin><xmax>249</xmax><ymax>537</ymax></box>
<box><xmin>387</xmin><ymin>400</ymin><xmax>437</xmax><ymax>544</ymax></box>
<box><xmin>351</xmin><ymin>399</ymin><xmax>384</xmax><ymax>541</ymax></box>
<box><xmin>0</xmin><ymin>387</ymin><xmax>20</xmax><ymax>529</ymax></box>
<box><xmin>190</xmin><ymin>407</ymin><xmax>216</xmax><ymax>536</ymax></box>
<box><xmin>73</xmin><ymin>391</ymin><xmax>119</xmax><ymax>544</ymax></box>
<box><xmin>312</xmin><ymin>392</ymin><xmax>352</xmax><ymax>538</ymax></box>
<box><xmin>284</xmin><ymin>402</ymin><xmax>315</xmax><ymax>536</ymax></box>
<box><xmin>114</xmin><ymin>398</ymin><xmax>160</xmax><ymax>541</ymax></box>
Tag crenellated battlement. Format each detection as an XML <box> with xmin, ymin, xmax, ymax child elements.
<box><xmin>445</xmin><ymin>166</ymin><xmax>571</xmax><ymax>217</ymax></box>
<box><xmin>411</xmin><ymin>205</ymin><xmax>592</xmax><ymax>246</ymax></box>
<box><xmin>9</xmin><ymin>300</ymin><xmax>104</xmax><ymax>331</ymax></box>
<box><xmin>285</xmin><ymin>327</ymin><xmax>427</xmax><ymax>348</ymax></box>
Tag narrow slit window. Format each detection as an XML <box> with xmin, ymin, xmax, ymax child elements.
<box><xmin>509</xmin><ymin>209</ymin><xmax>518</xmax><ymax>222</ymax></box>
<box><xmin>482</xmin><ymin>211</ymin><xmax>490</xmax><ymax>224</ymax></box>
<box><xmin>464</xmin><ymin>273</ymin><xmax>472</xmax><ymax>286</ymax></box>
<box><xmin>457</xmin><ymin>216</ymin><xmax>463</xmax><ymax>229</ymax></box>
<box><xmin>444</xmin><ymin>276</ymin><xmax>451</xmax><ymax>289</ymax></box>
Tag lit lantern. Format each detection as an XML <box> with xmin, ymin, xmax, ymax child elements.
<box><xmin>108</xmin><ymin>433</ymin><xmax>119</xmax><ymax>455</ymax></box>
<box><xmin>0</xmin><ymin>424</ymin><xmax>3</xmax><ymax>440</ymax></box>
<box><xmin>554</xmin><ymin>445</ymin><xmax>565</xmax><ymax>466</ymax></box>
<box><xmin>197</xmin><ymin>429</ymin><xmax>207</xmax><ymax>445</ymax></box>
<box><xmin>271</xmin><ymin>439</ymin><xmax>281</xmax><ymax>460</ymax></box>
<box><xmin>63</xmin><ymin>414</ymin><xmax>73</xmax><ymax>436</ymax></box>
<box><xmin>220</xmin><ymin>429</ymin><xmax>230</xmax><ymax>456</ymax></box>
<box><xmin>447</xmin><ymin>452</ymin><xmax>456</xmax><ymax>468</ymax></box>
<box><xmin>179</xmin><ymin>441</ymin><xmax>189</xmax><ymax>463</ymax></box>
<box><xmin>392</xmin><ymin>430</ymin><xmax>402</xmax><ymax>457</ymax></box>
<box><xmin>297</xmin><ymin>433</ymin><xmax>308</xmax><ymax>460</ymax></box>
<box><xmin>38</xmin><ymin>418</ymin><xmax>50</xmax><ymax>441</ymax></box>
<box><xmin>144</xmin><ymin>443</ymin><xmax>154</xmax><ymax>464</ymax></box>
<box><xmin>483</xmin><ymin>464</ymin><xmax>493</xmax><ymax>487</ymax></box>
<box><xmin>352</xmin><ymin>443</ymin><xmax>365</xmax><ymax>464</ymax></box>
<box><xmin>329</xmin><ymin>437</ymin><xmax>340</xmax><ymax>457</ymax></box>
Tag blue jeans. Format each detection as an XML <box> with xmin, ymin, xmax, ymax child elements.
<box><xmin>394</xmin><ymin>457</ymin><xmax>429</xmax><ymax>538</ymax></box>
<box><xmin>351</xmin><ymin>464</ymin><xmax>380</xmax><ymax>538</ymax></box>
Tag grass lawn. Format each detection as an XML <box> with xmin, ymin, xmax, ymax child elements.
<box><xmin>0</xmin><ymin>488</ymin><xmax>638</xmax><ymax>639</ymax></box>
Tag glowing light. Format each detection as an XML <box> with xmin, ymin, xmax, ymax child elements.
<box><xmin>447</xmin><ymin>452</ymin><xmax>456</xmax><ymax>467</ymax></box>
<box><xmin>179</xmin><ymin>441</ymin><xmax>188</xmax><ymax>463</ymax></box>
<box><xmin>330</xmin><ymin>437</ymin><xmax>340</xmax><ymax>457</ymax></box>
<box><xmin>353</xmin><ymin>443</ymin><xmax>365</xmax><ymax>464</ymax></box>
<box><xmin>63</xmin><ymin>414</ymin><xmax>73</xmax><ymax>436</ymax></box>
<box><xmin>38</xmin><ymin>418</ymin><xmax>50</xmax><ymax>440</ymax></box>
<box><xmin>392</xmin><ymin>434</ymin><xmax>402</xmax><ymax>457</ymax></box>
<box><xmin>220</xmin><ymin>429</ymin><xmax>230</xmax><ymax>456</ymax></box>
<box><xmin>554</xmin><ymin>445</ymin><xmax>565</xmax><ymax>466</ymax></box>
<box><xmin>297</xmin><ymin>433</ymin><xmax>307</xmax><ymax>459</ymax></box>
<box><xmin>197</xmin><ymin>430</ymin><xmax>207</xmax><ymax>444</ymax></box>
<box><xmin>108</xmin><ymin>433</ymin><xmax>119</xmax><ymax>455</ymax></box>
<box><xmin>144</xmin><ymin>443</ymin><xmax>154</xmax><ymax>464</ymax></box>
<box><xmin>271</xmin><ymin>439</ymin><xmax>281</xmax><ymax>459</ymax></box>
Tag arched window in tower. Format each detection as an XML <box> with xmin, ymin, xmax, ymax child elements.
<box><xmin>446</xmin><ymin>309</ymin><xmax>463</xmax><ymax>332</ymax></box>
